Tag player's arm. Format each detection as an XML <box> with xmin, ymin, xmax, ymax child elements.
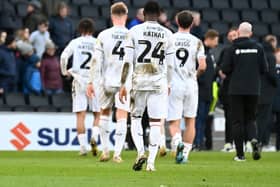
<box><xmin>119</xmin><ymin>34</ymin><xmax>134</xmax><ymax>104</ymax></box>
<box><xmin>87</xmin><ymin>39</ymin><xmax>104</xmax><ymax>98</ymax></box>
<box><xmin>60</xmin><ymin>41</ymin><xmax>74</xmax><ymax>76</ymax></box>
<box><xmin>165</xmin><ymin>35</ymin><xmax>175</xmax><ymax>94</ymax></box>
<box><xmin>196</xmin><ymin>40</ymin><xmax>207</xmax><ymax>77</ymax></box>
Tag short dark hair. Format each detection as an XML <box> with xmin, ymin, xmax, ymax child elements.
<box><xmin>143</xmin><ymin>1</ymin><xmax>161</xmax><ymax>17</ymax></box>
<box><xmin>5</xmin><ymin>34</ymin><xmax>15</xmax><ymax>46</ymax></box>
<box><xmin>227</xmin><ymin>27</ymin><xmax>238</xmax><ymax>34</ymax></box>
<box><xmin>38</xmin><ymin>19</ymin><xmax>48</xmax><ymax>26</ymax></box>
<box><xmin>78</xmin><ymin>18</ymin><xmax>95</xmax><ymax>35</ymax></box>
<box><xmin>204</xmin><ymin>29</ymin><xmax>219</xmax><ymax>39</ymax></box>
<box><xmin>111</xmin><ymin>2</ymin><xmax>128</xmax><ymax>15</ymax></box>
<box><xmin>176</xmin><ymin>10</ymin><xmax>193</xmax><ymax>29</ymax></box>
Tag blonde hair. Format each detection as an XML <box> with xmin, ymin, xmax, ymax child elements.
<box><xmin>111</xmin><ymin>2</ymin><xmax>128</xmax><ymax>16</ymax></box>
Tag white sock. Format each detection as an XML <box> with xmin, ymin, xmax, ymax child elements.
<box><xmin>183</xmin><ymin>142</ymin><xmax>192</xmax><ymax>159</ymax></box>
<box><xmin>171</xmin><ymin>132</ymin><xmax>182</xmax><ymax>152</ymax></box>
<box><xmin>78</xmin><ymin>133</ymin><xmax>87</xmax><ymax>150</ymax></box>
<box><xmin>91</xmin><ymin>126</ymin><xmax>100</xmax><ymax>142</ymax></box>
<box><xmin>99</xmin><ymin>116</ymin><xmax>110</xmax><ymax>153</ymax></box>
<box><xmin>114</xmin><ymin>119</ymin><xmax>127</xmax><ymax>157</ymax></box>
<box><xmin>160</xmin><ymin>134</ymin><xmax>166</xmax><ymax>148</ymax></box>
<box><xmin>131</xmin><ymin>117</ymin><xmax>145</xmax><ymax>156</ymax></box>
<box><xmin>147</xmin><ymin>122</ymin><xmax>161</xmax><ymax>165</ymax></box>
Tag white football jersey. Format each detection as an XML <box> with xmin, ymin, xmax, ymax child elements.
<box><xmin>61</xmin><ymin>35</ymin><xmax>99</xmax><ymax>84</ymax></box>
<box><xmin>125</xmin><ymin>21</ymin><xmax>174</xmax><ymax>91</ymax></box>
<box><xmin>94</xmin><ymin>26</ymin><xmax>129</xmax><ymax>88</ymax></box>
<box><xmin>171</xmin><ymin>32</ymin><xmax>205</xmax><ymax>87</ymax></box>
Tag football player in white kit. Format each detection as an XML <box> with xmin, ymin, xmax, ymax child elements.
<box><xmin>167</xmin><ymin>11</ymin><xmax>206</xmax><ymax>164</ymax></box>
<box><xmin>87</xmin><ymin>2</ymin><xmax>129</xmax><ymax>163</ymax></box>
<box><xmin>119</xmin><ymin>1</ymin><xmax>174</xmax><ymax>171</ymax></box>
<box><xmin>60</xmin><ymin>18</ymin><xmax>100</xmax><ymax>156</ymax></box>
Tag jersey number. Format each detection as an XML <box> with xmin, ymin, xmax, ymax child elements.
<box><xmin>176</xmin><ymin>48</ymin><xmax>189</xmax><ymax>67</ymax></box>
<box><xmin>137</xmin><ymin>40</ymin><xmax>165</xmax><ymax>65</ymax></box>
<box><xmin>80</xmin><ymin>51</ymin><xmax>92</xmax><ymax>69</ymax></box>
<box><xmin>112</xmin><ymin>41</ymin><xmax>125</xmax><ymax>60</ymax></box>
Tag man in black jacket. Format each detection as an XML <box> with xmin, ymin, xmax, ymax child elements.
<box><xmin>218</xmin><ymin>28</ymin><xmax>238</xmax><ymax>152</ymax></box>
<box><xmin>257</xmin><ymin>37</ymin><xmax>277</xmax><ymax>150</ymax></box>
<box><xmin>194</xmin><ymin>29</ymin><xmax>219</xmax><ymax>150</ymax></box>
<box><xmin>221</xmin><ymin>22</ymin><xmax>267</xmax><ymax>161</ymax></box>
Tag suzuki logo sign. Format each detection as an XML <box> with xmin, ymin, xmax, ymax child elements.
<box><xmin>10</xmin><ymin>122</ymin><xmax>31</xmax><ymax>150</ymax></box>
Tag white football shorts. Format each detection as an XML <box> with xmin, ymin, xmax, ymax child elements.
<box><xmin>167</xmin><ymin>79</ymin><xmax>198</xmax><ymax>121</ymax></box>
<box><xmin>130</xmin><ymin>89</ymin><xmax>168</xmax><ymax>119</ymax></box>
<box><xmin>72</xmin><ymin>80</ymin><xmax>100</xmax><ymax>113</ymax></box>
<box><xmin>99</xmin><ymin>86</ymin><xmax>130</xmax><ymax>112</ymax></box>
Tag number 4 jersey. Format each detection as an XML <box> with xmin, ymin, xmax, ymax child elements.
<box><xmin>94</xmin><ymin>26</ymin><xmax>129</xmax><ymax>89</ymax></box>
<box><xmin>61</xmin><ymin>35</ymin><xmax>99</xmax><ymax>86</ymax></box>
<box><xmin>171</xmin><ymin>32</ymin><xmax>205</xmax><ymax>87</ymax></box>
<box><xmin>125</xmin><ymin>21</ymin><xmax>174</xmax><ymax>91</ymax></box>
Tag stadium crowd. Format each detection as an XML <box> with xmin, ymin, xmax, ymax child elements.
<box><xmin>0</xmin><ymin>0</ymin><xmax>279</xmax><ymax>154</ymax></box>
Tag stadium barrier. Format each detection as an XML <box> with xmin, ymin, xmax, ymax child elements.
<box><xmin>0</xmin><ymin>112</ymin><xmax>115</xmax><ymax>151</ymax></box>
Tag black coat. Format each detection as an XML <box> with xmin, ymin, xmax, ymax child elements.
<box><xmin>273</xmin><ymin>64</ymin><xmax>280</xmax><ymax>112</ymax></box>
<box><xmin>198</xmin><ymin>47</ymin><xmax>215</xmax><ymax>102</ymax></box>
<box><xmin>221</xmin><ymin>37</ymin><xmax>268</xmax><ymax>96</ymax></box>
<box><xmin>258</xmin><ymin>41</ymin><xmax>277</xmax><ymax>104</ymax></box>
<box><xmin>217</xmin><ymin>45</ymin><xmax>232</xmax><ymax>104</ymax></box>
<box><xmin>49</xmin><ymin>15</ymin><xmax>75</xmax><ymax>52</ymax></box>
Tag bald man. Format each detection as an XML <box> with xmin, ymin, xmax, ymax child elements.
<box><xmin>221</xmin><ymin>22</ymin><xmax>267</xmax><ymax>161</ymax></box>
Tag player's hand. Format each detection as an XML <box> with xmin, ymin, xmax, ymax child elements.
<box><xmin>219</xmin><ymin>70</ymin><xmax>227</xmax><ymax>80</ymax></box>
<box><xmin>168</xmin><ymin>86</ymin><xmax>171</xmax><ymax>96</ymax></box>
<box><xmin>86</xmin><ymin>83</ymin><xmax>95</xmax><ymax>98</ymax></box>
<box><xmin>119</xmin><ymin>86</ymin><xmax>127</xmax><ymax>104</ymax></box>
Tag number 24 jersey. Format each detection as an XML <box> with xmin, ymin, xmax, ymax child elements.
<box><xmin>125</xmin><ymin>21</ymin><xmax>174</xmax><ymax>91</ymax></box>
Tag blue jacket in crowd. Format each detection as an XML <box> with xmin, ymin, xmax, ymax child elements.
<box><xmin>0</xmin><ymin>44</ymin><xmax>17</xmax><ymax>91</ymax></box>
<box><xmin>49</xmin><ymin>15</ymin><xmax>74</xmax><ymax>54</ymax></box>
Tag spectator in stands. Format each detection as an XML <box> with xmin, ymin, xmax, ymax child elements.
<box><xmin>273</xmin><ymin>48</ymin><xmax>280</xmax><ymax>151</ymax></box>
<box><xmin>194</xmin><ymin>29</ymin><xmax>219</xmax><ymax>150</ymax></box>
<box><xmin>17</xmin><ymin>42</ymin><xmax>41</xmax><ymax>95</ymax></box>
<box><xmin>127</xmin><ymin>8</ymin><xmax>144</xmax><ymax>29</ymax></box>
<box><xmin>190</xmin><ymin>11</ymin><xmax>203</xmax><ymax>40</ymax></box>
<box><xmin>218</xmin><ymin>28</ymin><xmax>238</xmax><ymax>152</ymax></box>
<box><xmin>158</xmin><ymin>9</ymin><xmax>174</xmax><ymax>32</ymax></box>
<box><xmin>16</xmin><ymin>28</ymin><xmax>30</xmax><ymax>44</ymax></box>
<box><xmin>30</xmin><ymin>19</ymin><xmax>50</xmax><ymax>59</ymax></box>
<box><xmin>49</xmin><ymin>2</ymin><xmax>75</xmax><ymax>55</ymax></box>
<box><xmin>40</xmin><ymin>40</ymin><xmax>62</xmax><ymax>95</ymax></box>
<box><xmin>0</xmin><ymin>35</ymin><xmax>17</xmax><ymax>93</ymax></box>
<box><xmin>257</xmin><ymin>36</ymin><xmax>278</xmax><ymax>152</ymax></box>
<box><xmin>23</xmin><ymin>0</ymin><xmax>46</xmax><ymax>33</ymax></box>
<box><xmin>0</xmin><ymin>31</ymin><xmax>7</xmax><ymax>45</ymax></box>
<box><xmin>265</xmin><ymin>35</ymin><xmax>278</xmax><ymax>51</ymax></box>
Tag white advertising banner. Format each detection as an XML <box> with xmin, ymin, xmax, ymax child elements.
<box><xmin>0</xmin><ymin>112</ymin><xmax>116</xmax><ymax>151</ymax></box>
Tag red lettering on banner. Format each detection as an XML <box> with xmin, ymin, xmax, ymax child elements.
<box><xmin>10</xmin><ymin>122</ymin><xmax>31</xmax><ymax>150</ymax></box>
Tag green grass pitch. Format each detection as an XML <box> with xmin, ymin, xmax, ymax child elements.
<box><xmin>0</xmin><ymin>151</ymin><xmax>279</xmax><ymax>187</ymax></box>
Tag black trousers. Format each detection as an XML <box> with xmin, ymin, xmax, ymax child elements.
<box><xmin>204</xmin><ymin>115</ymin><xmax>213</xmax><ymax>150</ymax></box>
<box><xmin>257</xmin><ymin>104</ymin><xmax>273</xmax><ymax>146</ymax></box>
<box><xmin>274</xmin><ymin>112</ymin><xmax>280</xmax><ymax>151</ymax></box>
<box><xmin>224</xmin><ymin>102</ymin><xmax>233</xmax><ymax>144</ymax></box>
<box><xmin>230</xmin><ymin>95</ymin><xmax>258</xmax><ymax>157</ymax></box>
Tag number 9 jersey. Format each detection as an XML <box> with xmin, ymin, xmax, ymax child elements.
<box><xmin>171</xmin><ymin>32</ymin><xmax>205</xmax><ymax>86</ymax></box>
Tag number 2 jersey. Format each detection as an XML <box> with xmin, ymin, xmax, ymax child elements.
<box><xmin>60</xmin><ymin>35</ymin><xmax>99</xmax><ymax>85</ymax></box>
<box><xmin>94</xmin><ymin>26</ymin><xmax>129</xmax><ymax>88</ymax></box>
<box><xmin>170</xmin><ymin>32</ymin><xmax>205</xmax><ymax>89</ymax></box>
<box><xmin>124</xmin><ymin>21</ymin><xmax>174</xmax><ymax>91</ymax></box>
